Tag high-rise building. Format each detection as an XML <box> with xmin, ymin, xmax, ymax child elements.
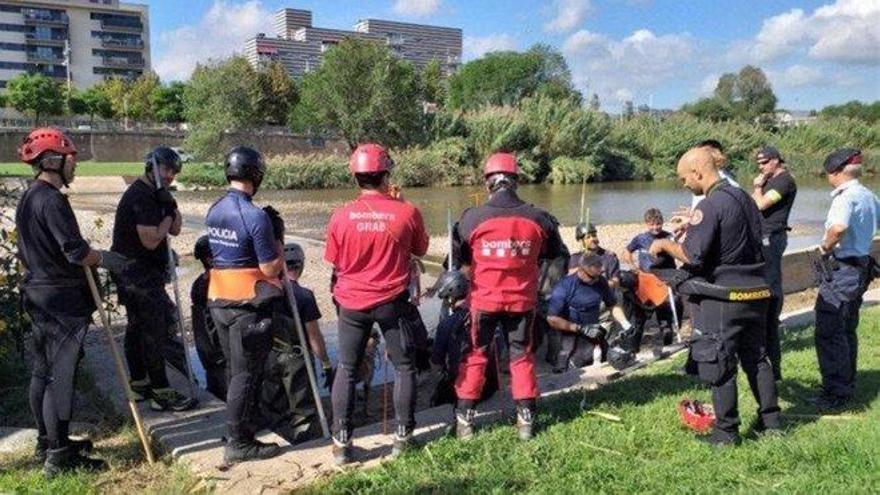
<box><xmin>0</xmin><ymin>0</ymin><xmax>149</xmax><ymax>90</ymax></box>
<box><xmin>244</xmin><ymin>8</ymin><xmax>461</xmax><ymax>78</ymax></box>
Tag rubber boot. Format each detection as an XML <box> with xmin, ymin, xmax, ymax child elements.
<box><xmin>223</xmin><ymin>439</ymin><xmax>281</xmax><ymax>465</ymax></box>
<box><xmin>35</xmin><ymin>436</ymin><xmax>93</xmax><ymax>463</ymax></box>
<box><xmin>43</xmin><ymin>445</ymin><xmax>106</xmax><ymax>478</ymax></box>
<box><xmin>390</xmin><ymin>424</ymin><xmax>415</xmax><ymax>459</ymax></box>
<box><xmin>454</xmin><ymin>408</ymin><xmax>476</xmax><ymax>441</ymax></box>
<box><xmin>516</xmin><ymin>403</ymin><xmax>534</xmax><ymax>441</ymax></box>
<box><xmin>331</xmin><ymin>429</ymin><xmax>352</xmax><ymax>466</ymax></box>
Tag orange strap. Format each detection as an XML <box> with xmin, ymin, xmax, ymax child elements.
<box><xmin>208</xmin><ymin>268</ymin><xmax>281</xmax><ymax>301</ymax></box>
<box><xmin>635</xmin><ymin>272</ymin><xmax>669</xmax><ymax>307</ymax></box>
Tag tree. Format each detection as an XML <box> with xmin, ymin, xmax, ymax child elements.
<box><xmin>67</xmin><ymin>88</ymin><xmax>87</xmax><ymax>116</ymax></box>
<box><xmin>150</xmin><ymin>81</ymin><xmax>186</xmax><ymax>123</ymax></box>
<box><xmin>0</xmin><ymin>92</ymin><xmax>6</xmax><ymax>108</ymax></box>
<box><xmin>290</xmin><ymin>39</ymin><xmax>422</xmax><ymax>149</ymax></box>
<box><xmin>623</xmin><ymin>100</ymin><xmax>634</xmax><ymax>119</ymax></box>
<box><xmin>820</xmin><ymin>100</ymin><xmax>880</xmax><ymax>124</ymax></box>
<box><xmin>420</xmin><ymin>59</ymin><xmax>445</xmax><ymax>105</ymax></box>
<box><xmin>711</xmin><ymin>66</ymin><xmax>776</xmax><ymax>120</ymax></box>
<box><xmin>588</xmin><ymin>93</ymin><xmax>600</xmax><ymax>112</ymax></box>
<box><xmin>184</xmin><ymin>56</ymin><xmax>262</xmax><ymax>161</ymax></box>
<box><xmin>681</xmin><ymin>97</ymin><xmax>735</xmax><ymax>122</ymax></box>
<box><xmin>5</xmin><ymin>73</ymin><xmax>64</xmax><ymax>124</ymax></box>
<box><xmin>126</xmin><ymin>72</ymin><xmax>160</xmax><ymax>120</ymax></box>
<box><xmin>255</xmin><ymin>62</ymin><xmax>297</xmax><ymax>126</ymax></box>
<box><xmin>79</xmin><ymin>86</ymin><xmax>114</xmax><ymax>123</ymax></box>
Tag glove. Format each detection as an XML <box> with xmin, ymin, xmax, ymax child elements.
<box><xmin>263</xmin><ymin>206</ymin><xmax>285</xmax><ymax>241</ymax></box>
<box><xmin>322</xmin><ymin>364</ymin><xmax>335</xmax><ymax>390</ymax></box>
<box><xmin>155</xmin><ymin>188</ymin><xmax>178</xmax><ymax>214</ymax></box>
<box><xmin>98</xmin><ymin>250</ymin><xmax>133</xmax><ymax>275</ymax></box>
<box><xmin>618</xmin><ymin>320</ymin><xmax>635</xmax><ymax>339</ymax></box>
<box><xmin>578</xmin><ymin>324</ymin><xmax>605</xmax><ymax>341</ymax></box>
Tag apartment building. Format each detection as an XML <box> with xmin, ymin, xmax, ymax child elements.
<box><xmin>0</xmin><ymin>0</ymin><xmax>149</xmax><ymax>90</ymax></box>
<box><xmin>244</xmin><ymin>8</ymin><xmax>461</xmax><ymax>78</ymax></box>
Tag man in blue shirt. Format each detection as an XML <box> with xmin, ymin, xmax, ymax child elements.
<box><xmin>547</xmin><ymin>254</ymin><xmax>632</xmax><ymax>372</ymax></box>
<box><xmin>624</xmin><ymin>208</ymin><xmax>676</xmax><ymax>272</ymax></box>
<box><xmin>813</xmin><ymin>148</ymin><xmax>880</xmax><ymax>411</ymax></box>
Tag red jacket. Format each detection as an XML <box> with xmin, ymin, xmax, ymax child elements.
<box><xmin>325</xmin><ymin>191</ymin><xmax>429</xmax><ymax>311</ymax></box>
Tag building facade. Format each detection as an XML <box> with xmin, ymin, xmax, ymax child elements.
<box><xmin>244</xmin><ymin>8</ymin><xmax>461</xmax><ymax>78</ymax></box>
<box><xmin>0</xmin><ymin>0</ymin><xmax>149</xmax><ymax>90</ymax></box>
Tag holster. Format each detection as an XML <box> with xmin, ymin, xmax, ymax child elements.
<box><xmin>688</xmin><ymin>324</ymin><xmax>736</xmax><ymax>386</ymax></box>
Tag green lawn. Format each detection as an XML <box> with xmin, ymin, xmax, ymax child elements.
<box><xmin>0</xmin><ymin>162</ymin><xmax>144</xmax><ymax>177</ymax></box>
<box><xmin>312</xmin><ymin>308</ymin><xmax>880</xmax><ymax>494</ymax></box>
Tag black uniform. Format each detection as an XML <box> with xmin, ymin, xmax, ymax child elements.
<box><xmin>111</xmin><ymin>179</ymin><xmax>185</xmax><ymax>392</ymax></box>
<box><xmin>190</xmin><ymin>272</ymin><xmax>227</xmax><ymax>400</ymax></box>
<box><xmin>15</xmin><ymin>180</ymin><xmax>96</xmax><ymax>450</ymax></box>
<box><xmin>681</xmin><ymin>179</ymin><xmax>780</xmax><ymax>438</ymax></box>
<box><xmin>760</xmin><ymin>170</ymin><xmax>797</xmax><ymax>380</ymax></box>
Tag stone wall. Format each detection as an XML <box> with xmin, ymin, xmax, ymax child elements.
<box><xmin>0</xmin><ymin>129</ymin><xmax>348</xmax><ymax>162</ymax></box>
<box><xmin>782</xmin><ymin>238</ymin><xmax>880</xmax><ymax>294</ymax></box>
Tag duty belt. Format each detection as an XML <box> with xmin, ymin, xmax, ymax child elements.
<box><xmin>678</xmin><ymin>279</ymin><xmax>771</xmax><ymax>301</ymax></box>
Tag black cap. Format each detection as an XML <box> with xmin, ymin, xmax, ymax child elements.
<box><xmin>757</xmin><ymin>146</ymin><xmax>783</xmax><ymax>163</ymax></box>
<box><xmin>579</xmin><ymin>252</ymin><xmax>603</xmax><ymax>269</ymax></box>
<box><xmin>823</xmin><ymin>148</ymin><xmax>862</xmax><ymax>174</ymax></box>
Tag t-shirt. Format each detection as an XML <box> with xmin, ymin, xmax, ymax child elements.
<box><xmin>825</xmin><ymin>179</ymin><xmax>880</xmax><ymax>258</ymax></box>
<box><xmin>760</xmin><ymin>170</ymin><xmax>797</xmax><ymax>235</ymax></box>
<box><xmin>325</xmin><ymin>191</ymin><xmax>429</xmax><ymax>311</ymax></box>
<box><xmin>431</xmin><ymin>306</ymin><xmax>469</xmax><ymax>370</ymax></box>
<box><xmin>625</xmin><ymin>230</ymin><xmax>676</xmax><ymax>271</ymax></box>
<box><xmin>568</xmin><ymin>248</ymin><xmax>621</xmax><ymax>280</ymax></box>
<box><xmin>547</xmin><ymin>273</ymin><xmax>616</xmax><ymax>326</ymax></box>
<box><xmin>111</xmin><ymin>178</ymin><xmax>171</xmax><ymax>282</ymax></box>
<box><xmin>289</xmin><ymin>280</ymin><xmax>322</xmax><ymax>324</ymax></box>
<box><xmin>206</xmin><ymin>189</ymin><xmax>278</xmax><ymax>268</ymax></box>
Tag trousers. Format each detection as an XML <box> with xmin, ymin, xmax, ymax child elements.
<box><xmin>762</xmin><ymin>231</ymin><xmax>787</xmax><ymax>380</ymax></box>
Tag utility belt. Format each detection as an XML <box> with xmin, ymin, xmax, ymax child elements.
<box><xmin>813</xmin><ymin>254</ymin><xmax>874</xmax><ymax>283</ymax></box>
<box><xmin>654</xmin><ymin>263</ymin><xmax>770</xmax><ymax>302</ymax></box>
<box><xmin>208</xmin><ymin>267</ymin><xmax>283</xmax><ymax>306</ymax></box>
<box><xmin>677</xmin><ymin>279</ymin><xmax>771</xmax><ymax>302</ymax></box>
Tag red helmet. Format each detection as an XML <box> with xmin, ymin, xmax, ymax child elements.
<box><xmin>18</xmin><ymin>127</ymin><xmax>77</xmax><ymax>164</ymax></box>
<box><xmin>349</xmin><ymin>143</ymin><xmax>394</xmax><ymax>174</ymax></box>
<box><xmin>483</xmin><ymin>152</ymin><xmax>519</xmax><ymax>177</ymax></box>
<box><xmin>677</xmin><ymin>399</ymin><xmax>715</xmax><ymax>434</ymax></box>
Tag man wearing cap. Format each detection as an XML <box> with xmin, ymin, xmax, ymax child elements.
<box><xmin>751</xmin><ymin>146</ymin><xmax>797</xmax><ymax>381</ymax></box>
<box><xmin>547</xmin><ymin>253</ymin><xmax>632</xmax><ymax>372</ymax></box>
<box><xmin>452</xmin><ymin>152</ymin><xmax>568</xmax><ymax>441</ymax></box>
<box><xmin>813</xmin><ymin>148</ymin><xmax>879</xmax><ymax>411</ymax></box>
<box><xmin>324</xmin><ymin>143</ymin><xmax>429</xmax><ymax>464</ymax></box>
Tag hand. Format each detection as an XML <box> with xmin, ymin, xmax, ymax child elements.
<box><xmin>648</xmin><ymin>239</ymin><xmax>666</xmax><ymax>257</ymax></box>
<box><xmin>98</xmin><ymin>250</ymin><xmax>134</xmax><ymax>275</ymax></box>
<box><xmin>155</xmin><ymin>188</ymin><xmax>178</xmax><ymax>213</ymax></box>
<box><xmin>578</xmin><ymin>324</ymin><xmax>605</xmax><ymax>341</ymax></box>
<box><xmin>263</xmin><ymin>206</ymin><xmax>285</xmax><ymax>241</ymax></box>
<box><xmin>753</xmin><ymin>174</ymin><xmax>769</xmax><ymax>189</ymax></box>
<box><xmin>322</xmin><ymin>364</ymin><xmax>335</xmax><ymax>390</ymax></box>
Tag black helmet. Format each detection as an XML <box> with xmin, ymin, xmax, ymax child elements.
<box><xmin>194</xmin><ymin>235</ymin><xmax>211</xmax><ymax>264</ymax></box>
<box><xmin>435</xmin><ymin>270</ymin><xmax>469</xmax><ymax>303</ymax></box>
<box><xmin>284</xmin><ymin>242</ymin><xmax>305</xmax><ymax>269</ymax></box>
<box><xmin>225</xmin><ymin>146</ymin><xmax>266</xmax><ymax>190</ymax></box>
<box><xmin>575</xmin><ymin>222</ymin><xmax>597</xmax><ymax>241</ymax></box>
<box><xmin>145</xmin><ymin>146</ymin><xmax>182</xmax><ymax>174</ymax></box>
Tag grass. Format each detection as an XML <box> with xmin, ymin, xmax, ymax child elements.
<box><xmin>310</xmin><ymin>307</ymin><xmax>880</xmax><ymax>494</ymax></box>
<box><xmin>0</xmin><ymin>162</ymin><xmax>217</xmax><ymax>178</ymax></box>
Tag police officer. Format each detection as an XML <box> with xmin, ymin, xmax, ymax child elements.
<box><xmin>190</xmin><ymin>235</ymin><xmax>228</xmax><ymax>400</ymax></box>
<box><xmin>751</xmin><ymin>146</ymin><xmax>797</xmax><ymax>381</ymax></box>
<box><xmin>15</xmin><ymin>128</ymin><xmax>132</xmax><ymax>475</ymax></box>
<box><xmin>813</xmin><ymin>149</ymin><xmax>879</xmax><ymax>411</ymax></box>
<box><xmin>206</xmin><ymin>146</ymin><xmax>286</xmax><ymax>464</ymax></box>
<box><xmin>650</xmin><ymin>145</ymin><xmax>780</xmax><ymax>445</ymax></box>
<box><xmin>452</xmin><ymin>152</ymin><xmax>568</xmax><ymax>441</ymax></box>
<box><xmin>111</xmin><ymin>146</ymin><xmax>195</xmax><ymax>412</ymax></box>
<box><xmin>324</xmin><ymin>143</ymin><xmax>429</xmax><ymax>464</ymax></box>
<box><xmin>547</xmin><ymin>253</ymin><xmax>632</xmax><ymax>372</ymax></box>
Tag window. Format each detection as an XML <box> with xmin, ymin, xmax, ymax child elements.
<box><xmin>0</xmin><ymin>23</ymin><xmax>31</xmax><ymax>33</ymax></box>
<box><xmin>0</xmin><ymin>42</ymin><xmax>26</xmax><ymax>51</ymax></box>
<box><xmin>0</xmin><ymin>4</ymin><xmax>21</xmax><ymax>13</ymax></box>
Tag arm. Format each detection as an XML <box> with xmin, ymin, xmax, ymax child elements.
<box><xmin>411</xmin><ymin>208</ymin><xmax>429</xmax><ymax>257</ymax></box>
<box><xmin>259</xmin><ymin>240</ymin><xmax>284</xmax><ymax>278</ymax></box>
<box><xmin>44</xmin><ymin>196</ymin><xmax>94</xmax><ymax>266</ymax></box>
<box><xmin>622</xmin><ymin>249</ymin><xmax>636</xmax><ymax>270</ymax></box>
<box><xmin>610</xmin><ymin>305</ymin><xmax>630</xmax><ymax>327</ymax></box>
<box><xmin>136</xmin><ymin>216</ymin><xmax>175</xmax><ymax>250</ymax></box>
<box><xmin>547</xmin><ymin>315</ymin><xmax>580</xmax><ymax>334</ymax></box>
<box><xmin>822</xmin><ymin>195</ymin><xmax>852</xmax><ymax>254</ymax></box>
<box><xmin>649</xmin><ymin>238</ymin><xmax>691</xmax><ymax>265</ymax></box>
<box><xmin>821</xmin><ymin>224</ymin><xmax>847</xmax><ymax>253</ymax></box>
<box><xmin>305</xmin><ymin>320</ymin><xmax>330</xmax><ymax>366</ymax></box>
<box><xmin>751</xmin><ymin>179</ymin><xmax>783</xmax><ymax>211</ymax></box>
<box><xmin>169</xmin><ymin>209</ymin><xmax>182</xmax><ymax>236</ymax></box>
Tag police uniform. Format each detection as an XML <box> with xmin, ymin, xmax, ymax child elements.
<box><xmin>814</xmin><ymin>150</ymin><xmax>879</xmax><ymax>405</ymax></box>
<box><xmin>190</xmin><ymin>271</ymin><xmax>227</xmax><ymax>400</ymax></box>
<box><xmin>547</xmin><ymin>273</ymin><xmax>617</xmax><ymax>370</ymax></box>
<box><xmin>324</xmin><ymin>189</ymin><xmax>429</xmax><ymax>441</ymax></box>
<box><xmin>681</xmin><ymin>179</ymin><xmax>780</xmax><ymax>440</ymax></box>
<box><xmin>453</xmin><ymin>187</ymin><xmax>568</xmax><ymax>412</ymax></box>
<box><xmin>206</xmin><ymin>188</ymin><xmax>283</xmax><ymax>449</ymax></box>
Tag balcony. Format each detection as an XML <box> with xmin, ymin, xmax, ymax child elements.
<box><xmin>23</xmin><ymin>10</ymin><xmax>69</xmax><ymax>26</ymax></box>
<box><xmin>27</xmin><ymin>52</ymin><xmax>64</xmax><ymax>64</ymax></box>
<box><xmin>102</xmin><ymin>56</ymin><xmax>145</xmax><ymax>69</ymax></box>
<box><xmin>100</xmin><ymin>38</ymin><xmax>144</xmax><ymax>50</ymax></box>
<box><xmin>25</xmin><ymin>33</ymin><xmax>67</xmax><ymax>46</ymax></box>
<box><xmin>100</xmin><ymin>19</ymin><xmax>143</xmax><ymax>32</ymax></box>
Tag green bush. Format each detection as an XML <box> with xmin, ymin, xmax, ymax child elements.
<box><xmin>177</xmin><ymin>162</ymin><xmax>227</xmax><ymax>188</ymax></box>
<box><xmin>548</xmin><ymin>156</ymin><xmax>600</xmax><ymax>184</ymax></box>
<box><xmin>263</xmin><ymin>153</ymin><xmax>351</xmax><ymax>190</ymax></box>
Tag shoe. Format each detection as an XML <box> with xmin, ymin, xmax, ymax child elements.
<box><xmin>515</xmin><ymin>404</ymin><xmax>534</xmax><ymax>441</ymax></box>
<box><xmin>223</xmin><ymin>439</ymin><xmax>281</xmax><ymax>464</ymax></box>
<box><xmin>43</xmin><ymin>445</ymin><xmax>107</xmax><ymax>478</ymax></box>
<box><xmin>454</xmin><ymin>409</ymin><xmax>476</xmax><ymax>441</ymax></box>
<box><xmin>331</xmin><ymin>430</ymin><xmax>353</xmax><ymax>466</ymax></box>
<box><xmin>35</xmin><ymin>436</ymin><xmax>93</xmax><ymax>463</ymax></box>
<box><xmin>150</xmin><ymin>388</ymin><xmax>197</xmax><ymax>412</ymax></box>
<box><xmin>390</xmin><ymin>425</ymin><xmax>415</xmax><ymax>459</ymax></box>
<box><xmin>814</xmin><ymin>394</ymin><xmax>849</xmax><ymax>412</ymax></box>
<box><xmin>697</xmin><ymin>430</ymin><xmax>741</xmax><ymax>447</ymax></box>
<box><xmin>129</xmin><ymin>379</ymin><xmax>151</xmax><ymax>402</ymax></box>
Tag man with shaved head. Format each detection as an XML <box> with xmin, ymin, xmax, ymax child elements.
<box><xmin>650</xmin><ymin>145</ymin><xmax>781</xmax><ymax>446</ymax></box>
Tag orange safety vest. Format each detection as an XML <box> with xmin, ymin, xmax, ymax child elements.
<box><xmin>208</xmin><ymin>267</ymin><xmax>282</xmax><ymax>302</ymax></box>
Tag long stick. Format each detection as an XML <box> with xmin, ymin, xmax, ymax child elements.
<box><xmin>152</xmin><ymin>159</ymin><xmax>198</xmax><ymax>401</ymax></box>
<box><xmin>447</xmin><ymin>207</ymin><xmax>453</xmax><ymax>272</ymax></box>
<box><xmin>281</xmin><ymin>277</ymin><xmax>330</xmax><ymax>438</ymax></box>
<box><xmin>578</xmin><ymin>176</ymin><xmax>587</xmax><ymax>224</ymax></box>
<box><xmin>667</xmin><ymin>286</ymin><xmax>680</xmax><ymax>341</ymax></box>
<box><xmin>84</xmin><ymin>268</ymin><xmax>155</xmax><ymax>465</ymax></box>
<box><xmin>382</xmin><ymin>348</ymin><xmax>389</xmax><ymax>435</ymax></box>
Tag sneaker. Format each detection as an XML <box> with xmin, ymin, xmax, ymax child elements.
<box><xmin>129</xmin><ymin>379</ymin><xmax>151</xmax><ymax>402</ymax></box>
<box><xmin>454</xmin><ymin>409</ymin><xmax>476</xmax><ymax>441</ymax></box>
<box><xmin>813</xmin><ymin>394</ymin><xmax>849</xmax><ymax>412</ymax></box>
<box><xmin>515</xmin><ymin>404</ymin><xmax>534</xmax><ymax>441</ymax></box>
<box><xmin>43</xmin><ymin>445</ymin><xmax>107</xmax><ymax>478</ymax></box>
<box><xmin>332</xmin><ymin>430</ymin><xmax>353</xmax><ymax>466</ymax></box>
<box><xmin>35</xmin><ymin>436</ymin><xmax>93</xmax><ymax>463</ymax></box>
<box><xmin>697</xmin><ymin>430</ymin><xmax>741</xmax><ymax>447</ymax></box>
<box><xmin>390</xmin><ymin>425</ymin><xmax>415</xmax><ymax>459</ymax></box>
<box><xmin>223</xmin><ymin>439</ymin><xmax>281</xmax><ymax>465</ymax></box>
<box><xmin>150</xmin><ymin>387</ymin><xmax>197</xmax><ymax>412</ymax></box>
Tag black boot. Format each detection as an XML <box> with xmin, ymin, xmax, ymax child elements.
<box><xmin>390</xmin><ymin>424</ymin><xmax>416</xmax><ymax>458</ymax></box>
<box><xmin>697</xmin><ymin>429</ymin><xmax>741</xmax><ymax>447</ymax></box>
<box><xmin>331</xmin><ymin>429</ymin><xmax>353</xmax><ymax>466</ymax></box>
<box><xmin>223</xmin><ymin>439</ymin><xmax>281</xmax><ymax>465</ymax></box>
<box><xmin>454</xmin><ymin>408</ymin><xmax>477</xmax><ymax>441</ymax></box>
<box><xmin>43</xmin><ymin>445</ymin><xmax>106</xmax><ymax>478</ymax></box>
<box><xmin>35</xmin><ymin>436</ymin><xmax>94</xmax><ymax>462</ymax></box>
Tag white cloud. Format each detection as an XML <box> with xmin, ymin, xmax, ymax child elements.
<box><xmin>699</xmin><ymin>73</ymin><xmax>720</xmax><ymax>96</ymax></box>
<box><xmin>544</xmin><ymin>0</ymin><xmax>593</xmax><ymax>33</ymax></box>
<box><xmin>750</xmin><ymin>0</ymin><xmax>880</xmax><ymax>65</ymax></box>
<box><xmin>393</xmin><ymin>0</ymin><xmax>442</xmax><ymax>17</ymax></box>
<box><xmin>463</xmin><ymin>34</ymin><xmax>518</xmax><ymax>59</ymax></box>
<box><xmin>154</xmin><ymin>1</ymin><xmax>273</xmax><ymax>81</ymax></box>
<box><xmin>562</xmin><ymin>28</ymin><xmax>693</xmax><ymax>105</ymax></box>
<box><xmin>769</xmin><ymin>64</ymin><xmax>825</xmax><ymax>88</ymax></box>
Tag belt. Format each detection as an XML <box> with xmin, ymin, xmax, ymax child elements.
<box><xmin>678</xmin><ymin>279</ymin><xmax>771</xmax><ymax>301</ymax></box>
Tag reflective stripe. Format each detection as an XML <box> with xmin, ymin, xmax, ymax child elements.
<box><xmin>208</xmin><ymin>268</ymin><xmax>281</xmax><ymax>301</ymax></box>
<box><xmin>765</xmin><ymin>189</ymin><xmax>782</xmax><ymax>205</ymax></box>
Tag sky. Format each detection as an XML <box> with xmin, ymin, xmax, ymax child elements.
<box><xmin>146</xmin><ymin>0</ymin><xmax>880</xmax><ymax>112</ymax></box>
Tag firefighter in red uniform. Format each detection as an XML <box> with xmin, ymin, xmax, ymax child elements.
<box><xmin>452</xmin><ymin>152</ymin><xmax>568</xmax><ymax>440</ymax></box>
<box><xmin>324</xmin><ymin>143</ymin><xmax>429</xmax><ymax>465</ymax></box>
